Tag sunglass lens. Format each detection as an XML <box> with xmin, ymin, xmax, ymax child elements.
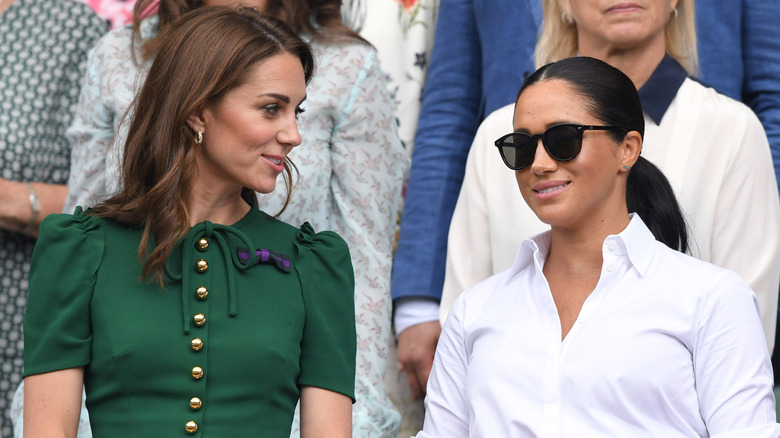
<box><xmin>499</xmin><ymin>134</ymin><xmax>535</xmax><ymax>169</ymax></box>
<box><xmin>545</xmin><ymin>125</ymin><xmax>582</xmax><ymax>161</ymax></box>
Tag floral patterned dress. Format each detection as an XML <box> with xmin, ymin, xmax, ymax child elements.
<box><xmin>342</xmin><ymin>1</ymin><xmax>439</xmax><ymax>436</ymax></box>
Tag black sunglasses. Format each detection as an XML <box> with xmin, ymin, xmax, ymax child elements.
<box><xmin>494</xmin><ymin>123</ymin><xmax>626</xmax><ymax>170</ymax></box>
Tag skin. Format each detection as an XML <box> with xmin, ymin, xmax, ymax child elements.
<box><xmin>186</xmin><ymin>53</ymin><xmax>306</xmax><ymax>226</ymax></box>
<box><xmin>564</xmin><ymin>0</ymin><xmax>678</xmax><ymax>88</ymax></box>
<box><xmin>0</xmin><ymin>0</ymin><xmax>66</xmax><ymax>238</ymax></box>
<box><xmin>25</xmin><ymin>54</ymin><xmax>351</xmax><ymax>438</ymax></box>
<box><xmin>513</xmin><ymin>79</ymin><xmax>640</xmax><ymax>339</ymax></box>
<box><xmin>397</xmin><ymin>320</ymin><xmax>441</xmax><ymax>399</ymax></box>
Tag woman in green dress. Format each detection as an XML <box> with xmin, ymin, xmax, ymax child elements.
<box><xmin>22</xmin><ymin>7</ymin><xmax>357</xmax><ymax>437</ymax></box>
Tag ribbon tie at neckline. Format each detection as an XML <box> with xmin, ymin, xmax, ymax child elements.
<box><xmin>164</xmin><ymin>221</ymin><xmax>290</xmax><ymax>334</ymax></box>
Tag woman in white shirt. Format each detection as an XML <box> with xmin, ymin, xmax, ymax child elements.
<box><xmin>415</xmin><ymin>56</ymin><xmax>778</xmax><ymax>437</ymax></box>
<box><xmin>441</xmin><ymin>0</ymin><xmax>780</xmax><ymax>353</ymax></box>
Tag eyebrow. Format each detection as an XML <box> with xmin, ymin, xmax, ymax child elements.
<box><xmin>262</xmin><ymin>93</ymin><xmax>291</xmax><ymax>103</ymax></box>
<box><xmin>260</xmin><ymin>93</ymin><xmax>308</xmax><ymax>107</ymax></box>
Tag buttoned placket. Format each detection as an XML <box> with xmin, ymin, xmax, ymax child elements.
<box><xmin>536</xmin><ymin>236</ymin><xmax>629</xmax><ymax>437</ymax></box>
<box><xmin>163</xmin><ymin>221</ymin><xmax>262</xmax><ymax>435</ymax></box>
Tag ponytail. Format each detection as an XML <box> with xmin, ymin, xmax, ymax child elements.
<box><xmin>626</xmin><ymin>157</ymin><xmax>689</xmax><ymax>253</ymax></box>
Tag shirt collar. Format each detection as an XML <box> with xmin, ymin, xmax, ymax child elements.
<box><xmin>638</xmin><ymin>55</ymin><xmax>688</xmax><ymax>125</ymax></box>
<box><xmin>506</xmin><ymin>214</ymin><xmax>656</xmax><ymax>285</ymax></box>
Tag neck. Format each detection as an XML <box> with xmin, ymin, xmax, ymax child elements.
<box><xmin>545</xmin><ymin>212</ymin><xmax>631</xmax><ymax>277</ymax></box>
<box><xmin>186</xmin><ymin>184</ymin><xmax>251</xmax><ymax>227</ymax></box>
<box><xmin>579</xmin><ymin>40</ymin><xmax>666</xmax><ymax>90</ymax></box>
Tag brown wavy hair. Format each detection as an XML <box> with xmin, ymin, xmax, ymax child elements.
<box><xmin>94</xmin><ymin>6</ymin><xmax>315</xmax><ymax>286</ymax></box>
<box><xmin>132</xmin><ymin>0</ymin><xmax>366</xmax><ymax>58</ymax></box>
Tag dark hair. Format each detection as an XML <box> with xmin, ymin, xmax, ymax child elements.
<box><xmin>132</xmin><ymin>0</ymin><xmax>366</xmax><ymax>61</ymax></box>
<box><xmin>518</xmin><ymin>57</ymin><xmax>688</xmax><ymax>252</ymax></box>
<box><xmin>94</xmin><ymin>6</ymin><xmax>315</xmax><ymax>285</ymax></box>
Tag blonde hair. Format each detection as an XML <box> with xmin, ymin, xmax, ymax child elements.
<box><xmin>535</xmin><ymin>0</ymin><xmax>698</xmax><ymax>76</ymax></box>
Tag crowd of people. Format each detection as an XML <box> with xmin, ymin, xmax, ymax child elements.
<box><xmin>2</xmin><ymin>0</ymin><xmax>780</xmax><ymax>436</ymax></box>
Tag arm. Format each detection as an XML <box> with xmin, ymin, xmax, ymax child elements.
<box><xmin>64</xmin><ymin>31</ymin><xmax>130</xmax><ymax>213</ymax></box>
<box><xmin>742</xmin><ymin>0</ymin><xmax>780</xmax><ymax>193</ymax></box>
<box><xmin>440</xmin><ymin>111</ymin><xmax>507</xmax><ymax>322</ymax></box>
<box><xmin>414</xmin><ymin>298</ymin><xmax>470</xmax><ymax>438</ymax></box>
<box><xmin>299</xmin><ymin>386</ymin><xmax>352</xmax><ymax>438</ymax></box>
<box><xmin>23</xmin><ymin>368</ymin><xmax>84</xmax><ymax>438</ymax></box>
<box><xmin>710</xmin><ymin>108</ymin><xmax>780</xmax><ymax>351</ymax></box>
<box><xmin>391</xmin><ymin>0</ymin><xmax>484</xmax><ymax>304</ymax></box>
<box><xmin>0</xmin><ymin>181</ymin><xmax>67</xmax><ymax>237</ymax></box>
<box><xmin>694</xmin><ymin>272</ymin><xmax>779</xmax><ymax>436</ymax></box>
<box><xmin>390</xmin><ymin>0</ymin><xmax>481</xmax><ymax>398</ymax></box>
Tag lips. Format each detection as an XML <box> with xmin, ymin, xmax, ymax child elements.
<box><xmin>532</xmin><ymin>180</ymin><xmax>571</xmax><ymax>200</ymax></box>
<box><xmin>263</xmin><ymin>154</ymin><xmax>286</xmax><ymax>172</ymax></box>
<box><xmin>607</xmin><ymin>3</ymin><xmax>642</xmax><ymax>13</ymax></box>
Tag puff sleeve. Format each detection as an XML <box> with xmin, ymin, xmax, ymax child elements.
<box><xmin>23</xmin><ymin>208</ymin><xmax>104</xmax><ymax>376</ymax></box>
<box><xmin>294</xmin><ymin>223</ymin><xmax>357</xmax><ymax>401</ymax></box>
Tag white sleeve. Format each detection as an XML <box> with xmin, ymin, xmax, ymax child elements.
<box><xmin>710</xmin><ymin>107</ymin><xmax>780</xmax><ymax>352</ymax></box>
<box><xmin>694</xmin><ymin>271</ymin><xmax>780</xmax><ymax>437</ymax></box>
<box><xmin>414</xmin><ymin>297</ymin><xmax>470</xmax><ymax>438</ymax></box>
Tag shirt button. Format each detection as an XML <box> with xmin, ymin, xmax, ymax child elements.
<box><xmin>196</xmin><ymin>238</ymin><xmax>209</xmax><ymax>251</ymax></box>
<box><xmin>607</xmin><ymin>241</ymin><xmax>617</xmax><ymax>251</ymax></box>
<box><xmin>195</xmin><ymin>286</ymin><xmax>208</xmax><ymax>300</ymax></box>
<box><xmin>195</xmin><ymin>259</ymin><xmax>208</xmax><ymax>272</ymax></box>
<box><xmin>190</xmin><ymin>397</ymin><xmax>202</xmax><ymax>410</ymax></box>
<box><xmin>191</xmin><ymin>366</ymin><xmax>204</xmax><ymax>379</ymax></box>
<box><xmin>185</xmin><ymin>420</ymin><xmax>198</xmax><ymax>434</ymax></box>
<box><xmin>193</xmin><ymin>314</ymin><xmax>206</xmax><ymax>326</ymax></box>
<box><xmin>606</xmin><ymin>263</ymin><xmax>615</xmax><ymax>272</ymax></box>
<box><xmin>191</xmin><ymin>338</ymin><xmax>204</xmax><ymax>351</ymax></box>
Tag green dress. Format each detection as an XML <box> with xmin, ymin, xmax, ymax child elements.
<box><xmin>24</xmin><ymin>207</ymin><xmax>356</xmax><ymax>437</ymax></box>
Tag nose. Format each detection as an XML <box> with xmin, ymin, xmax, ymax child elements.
<box><xmin>528</xmin><ymin>138</ymin><xmax>557</xmax><ymax>175</ymax></box>
<box><xmin>277</xmin><ymin>113</ymin><xmax>302</xmax><ymax>148</ymax></box>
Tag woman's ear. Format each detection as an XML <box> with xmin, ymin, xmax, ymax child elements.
<box><xmin>619</xmin><ymin>131</ymin><xmax>642</xmax><ymax>171</ymax></box>
<box><xmin>186</xmin><ymin>106</ymin><xmax>206</xmax><ymax>134</ymax></box>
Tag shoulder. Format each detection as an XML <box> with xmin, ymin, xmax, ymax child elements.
<box><xmin>481</xmin><ymin>104</ymin><xmax>515</xmax><ymax>132</ymax></box>
<box><xmin>310</xmin><ymin>37</ymin><xmax>380</xmax><ymax>82</ymax></box>
<box><xmin>41</xmin><ymin>207</ymin><xmax>104</xmax><ymax>239</ymax></box>
<box><xmin>90</xmin><ymin>24</ymin><xmax>135</xmax><ymax>59</ymax></box>
<box><xmin>650</xmin><ymin>241</ymin><xmax>754</xmax><ymax>299</ymax></box>
<box><xmin>680</xmin><ymin>78</ymin><xmax>761</xmax><ymax>126</ymax></box>
<box><xmin>294</xmin><ymin>222</ymin><xmax>350</xmax><ymax>257</ymax></box>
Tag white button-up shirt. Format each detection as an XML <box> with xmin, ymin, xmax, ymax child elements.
<box><xmin>416</xmin><ymin>215</ymin><xmax>779</xmax><ymax>438</ymax></box>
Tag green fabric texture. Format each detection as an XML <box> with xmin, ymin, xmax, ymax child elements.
<box><xmin>24</xmin><ymin>207</ymin><xmax>356</xmax><ymax>437</ymax></box>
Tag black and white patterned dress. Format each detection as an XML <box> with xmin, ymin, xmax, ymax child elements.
<box><xmin>0</xmin><ymin>0</ymin><xmax>105</xmax><ymax>434</ymax></box>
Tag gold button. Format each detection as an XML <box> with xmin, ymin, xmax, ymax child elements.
<box><xmin>195</xmin><ymin>259</ymin><xmax>208</xmax><ymax>272</ymax></box>
<box><xmin>195</xmin><ymin>286</ymin><xmax>208</xmax><ymax>300</ymax></box>
<box><xmin>196</xmin><ymin>238</ymin><xmax>209</xmax><ymax>251</ymax></box>
<box><xmin>191</xmin><ymin>366</ymin><xmax>204</xmax><ymax>379</ymax></box>
<box><xmin>191</xmin><ymin>338</ymin><xmax>203</xmax><ymax>351</ymax></box>
<box><xmin>193</xmin><ymin>313</ymin><xmax>206</xmax><ymax>326</ymax></box>
<box><xmin>185</xmin><ymin>420</ymin><xmax>198</xmax><ymax>433</ymax></box>
<box><xmin>190</xmin><ymin>397</ymin><xmax>202</xmax><ymax>410</ymax></box>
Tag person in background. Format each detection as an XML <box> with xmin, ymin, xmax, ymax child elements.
<box><xmin>416</xmin><ymin>55</ymin><xmax>779</xmax><ymax>437</ymax></box>
<box><xmin>0</xmin><ymin>0</ymin><xmax>105</xmax><ymax>435</ymax></box>
<box><xmin>49</xmin><ymin>0</ymin><xmax>405</xmax><ymax>436</ymax></box>
<box><xmin>340</xmin><ymin>0</ymin><xmax>439</xmax><ymax>434</ymax></box>
<box><xmin>392</xmin><ymin>0</ymin><xmax>780</xmax><ymax>400</ymax></box>
<box><xmin>23</xmin><ymin>7</ymin><xmax>357</xmax><ymax>437</ymax></box>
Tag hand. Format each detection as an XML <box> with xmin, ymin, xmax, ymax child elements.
<box><xmin>397</xmin><ymin>320</ymin><xmax>441</xmax><ymax>399</ymax></box>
